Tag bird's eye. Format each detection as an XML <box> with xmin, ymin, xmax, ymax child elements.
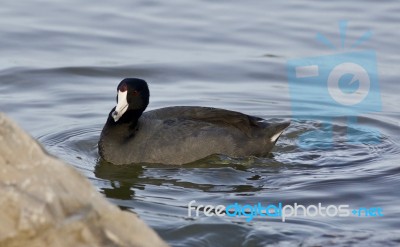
<box><xmin>132</xmin><ymin>90</ymin><xmax>139</xmax><ymax>96</ymax></box>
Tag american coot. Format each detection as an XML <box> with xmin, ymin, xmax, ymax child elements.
<box><xmin>98</xmin><ymin>78</ymin><xmax>290</xmax><ymax>165</ymax></box>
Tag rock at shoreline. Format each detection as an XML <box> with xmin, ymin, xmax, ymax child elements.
<box><xmin>0</xmin><ymin>113</ymin><xmax>169</xmax><ymax>247</ymax></box>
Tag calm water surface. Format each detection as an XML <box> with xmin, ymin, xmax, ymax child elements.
<box><xmin>1</xmin><ymin>0</ymin><xmax>400</xmax><ymax>246</ymax></box>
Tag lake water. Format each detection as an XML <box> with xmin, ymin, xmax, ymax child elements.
<box><xmin>1</xmin><ymin>0</ymin><xmax>400</xmax><ymax>246</ymax></box>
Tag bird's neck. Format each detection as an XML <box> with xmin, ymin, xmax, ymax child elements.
<box><xmin>107</xmin><ymin>108</ymin><xmax>144</xmax><ymax>129</ymax></box>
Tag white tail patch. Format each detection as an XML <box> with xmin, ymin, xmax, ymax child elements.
<box><xmin>270</xmin><ymin>130</ymin><xmax>284</xmax><ymax>143</ymax></box>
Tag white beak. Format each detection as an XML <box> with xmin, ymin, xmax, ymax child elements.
<box><xmin>112</xmin><ymin>90</ymin><xmax>128</xmax><ymax>122</ymax></box>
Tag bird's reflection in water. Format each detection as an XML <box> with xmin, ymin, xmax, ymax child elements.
<box><xmin>94</xmin><ymin>160</ymin><xmax>145</xmax><ymax>200</ymax></box>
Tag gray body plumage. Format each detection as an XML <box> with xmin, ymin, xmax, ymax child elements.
<box><xmin>99</xmin><ymin>106</ymin><xmax>289</xmax><ymax>165</ymax></box>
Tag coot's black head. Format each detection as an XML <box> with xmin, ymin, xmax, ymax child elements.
<box><xmin>111</xmin><ymin>78</ymin><xmax>150</xmax><ymax>122</ymax></box>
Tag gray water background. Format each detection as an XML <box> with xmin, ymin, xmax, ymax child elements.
<box><xmin>1</xmin><ymin>0</ymin><xmax>400</xmax><ymax>246</ymax></box>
